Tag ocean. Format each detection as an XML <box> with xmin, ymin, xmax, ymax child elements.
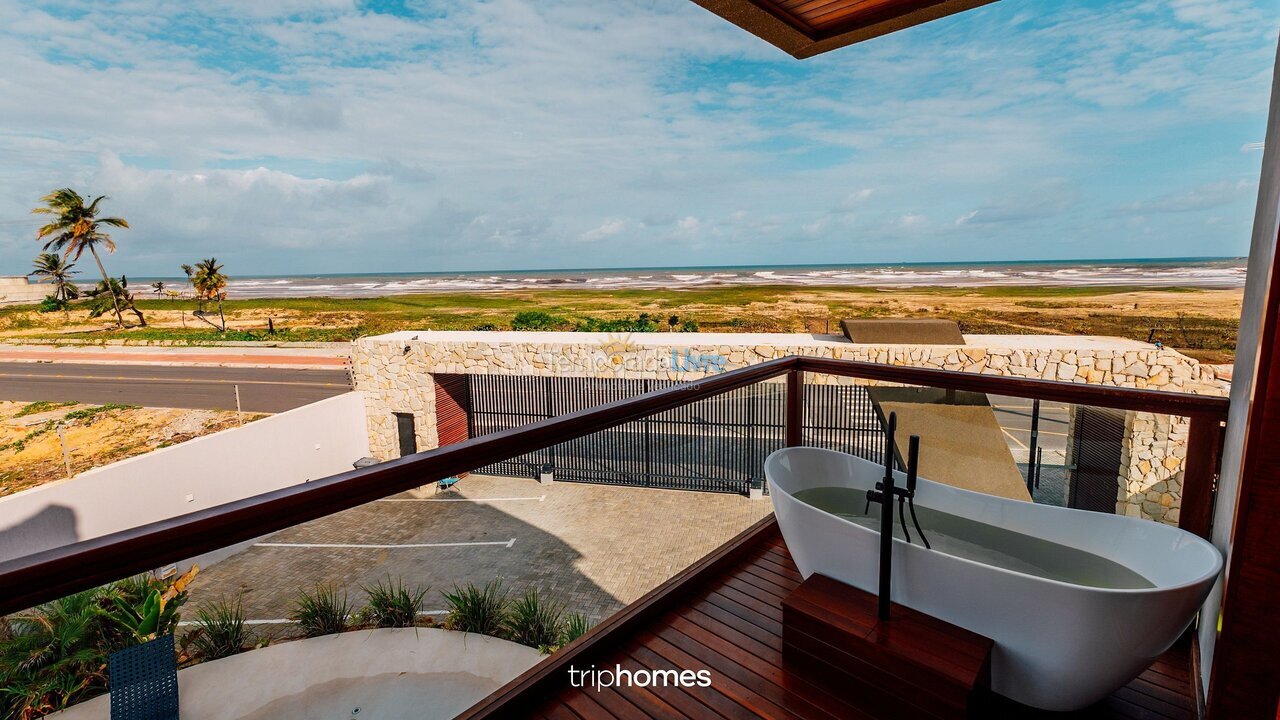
<box><xmin>140</xmin><ymin>257</ymin><xmax>1248</xmax><ymax>299</ymax></box>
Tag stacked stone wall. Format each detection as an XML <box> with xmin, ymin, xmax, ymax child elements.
<box><xmin>352</xmin><ymin>334</ymin><xmax>1226</xmax><ymax>522</ymax></box>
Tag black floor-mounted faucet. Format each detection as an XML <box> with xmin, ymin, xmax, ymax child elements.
<box><xmin>865</xmin><ymin>412</ymin><xmax>931</xmax><ymax>619</ymax></box>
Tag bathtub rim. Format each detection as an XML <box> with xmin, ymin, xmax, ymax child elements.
<box><xmin>765</xmin><ymin>446</ymin><xmax>1223</xmax><ymax>596</ymax></box>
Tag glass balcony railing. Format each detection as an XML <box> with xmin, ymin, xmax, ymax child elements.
<box><xmin>0</xmin><ymin>356</ymin><xmax>1227</xmax><ymax>719</ymax></box>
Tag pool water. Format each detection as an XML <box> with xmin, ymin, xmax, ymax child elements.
<box><xmin>793</xmin><ymin>486</ymin><xmax>1154</xmax><ymax>589</ymax></box>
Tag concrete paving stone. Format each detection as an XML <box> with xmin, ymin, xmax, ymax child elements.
<box><xmin>186</xmin><ymin>474</ymin><xmax>773</xmax><ymax>634</ymax></box>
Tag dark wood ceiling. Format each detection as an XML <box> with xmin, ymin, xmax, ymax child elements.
<box><xmin>691</xmin><ymin>0</ymin><xmax>999</xmax><ymax>58</ymax></box>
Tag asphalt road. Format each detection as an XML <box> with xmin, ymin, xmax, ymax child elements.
<box><xmin>0</xmin><ymin>362</ymin><xmax>352</xmax><ymax>413</ymax></box>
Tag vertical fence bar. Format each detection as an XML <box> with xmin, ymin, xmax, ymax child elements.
<box><xmin>786</xmin><ymin>369</ymin><xmax>804</xmax><ymax>447</ymax></box>
<box><xmin>1180</xmin><ymin>412</ymin><xmax>1224</xmax><ymax>539</ymax></box>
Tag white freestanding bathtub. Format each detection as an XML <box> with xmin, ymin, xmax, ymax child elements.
<box><xmin>765</xmin><ymin>447</ymin><xmax>1222</xmax><ymax>711</ymax></box>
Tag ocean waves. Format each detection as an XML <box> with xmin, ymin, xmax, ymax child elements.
<box><xmin>206</xmin><ymin>259</ymin><xmax>1247</xmax><ymax>299</ymax></box>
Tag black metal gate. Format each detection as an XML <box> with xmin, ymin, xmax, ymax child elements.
<box><xmin>465</xmin><ymin>375</ymin><xmax>883</xmax><ymax>494</ymax></box>
<box><xmin>1068</xmin><ymin>406</ymin><xmax>1127</xmax><ymax>513</ymax></box>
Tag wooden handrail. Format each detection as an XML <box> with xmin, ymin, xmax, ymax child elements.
<box><xmin>796</xmin><ymin>357</ymin><xmax>1230</xmax><ymax>418</ymax></box>
<box><xmin>0</xmin><ymin>355</ymin><xmax>1229</xmax><ymax>615</ymax></box>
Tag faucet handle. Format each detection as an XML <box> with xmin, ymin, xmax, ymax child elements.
<box><xmin>906</xmin><ymin>435</ymin><xmax>921</xmax><ymax>494</ymax></box>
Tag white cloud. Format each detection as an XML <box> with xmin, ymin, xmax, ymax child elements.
<box><xmin>1114</xmin><ymin>179</ymin><xmax>1255</xmax><ymax>216</ymax></box>
<box><xmin>0</xmin><ymin>0</ymin><xmax>1271</xmax><ymax>272</ymax></box>
<box><xmin>579</xmin><ymin>218</ymin><xmax>629</xmax><ymax>243</ymax></box>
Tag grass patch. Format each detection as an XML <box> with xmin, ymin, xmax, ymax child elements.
<box><xmin>562</xmin><ymin>612</ymin><xmax>591</xmax><ymax>646</ymax></box>
<box><xmin>188</xmin><ymin>597</ymin><xmax>250</xmax><ymax>661</ymax></box>
<box><xmin>506</xmin><ymin>588</ymin><xmax>564</xmax><ymax>651</ymax></box>
<box><xmin>291</xmin><ymin>585</ymin><xmax>353</xmax><ymax>637</ymax></box>
<box><xmin>1</xmin><ymin>284</ymin><xmax>1243</xmax><ymax>359</ymax></box>
<box><xmin>360</xmin><ymin>577</ymin><xmax>429</xmax><ymax>629</ymax></box>
<box><xmin>442</xmin><ymin>579</ymin><xmax>509</xmax><ymax>637</ymax></box>
<box><xmin>14</xmin><ymin>400</ymin><xmax>77</xmax><ymax>417</ymax></box>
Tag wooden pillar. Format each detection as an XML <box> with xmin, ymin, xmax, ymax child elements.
<box><xmin>1208</xmin><ymin>226</ymin><xmax>1280</xmax><ymax>718</ymax></box>
<box><xmin>786</xmin><ymin>369</ymin><xmax>804</xmax><ymax>447</ymax></box>
<box><xmin>1178</xmin><ymin>413</ymin><xmax>1223</xmax><ymax>540</ymax></box>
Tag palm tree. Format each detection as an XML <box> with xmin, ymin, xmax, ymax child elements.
<box><xmin>85</xmin><ymin>276</ymin><xmax>147</xmax><ymax>327</ymax></box>
<box><xmin>150</xmin><ymin>280</ymin><xmax>166</xmax><ymax>298</ymax></box>
<box><xmin>0</xmin><ymin>589</ymin><xmax>113</xmax><ymax>719</ymax></box>
<box><xmin>186</xmin><ymin>258</ymin><xmax>229</xmax><ymax>331</ymax></box>
<box><xmin>32</xmin><ymin>189</ymin><xmax>131</xmax><ymax>328</ymax></box>
<box><xmin>29</xmin><ymin>253</ymin><xmax>79</xmax><ymax>302</ymax></box>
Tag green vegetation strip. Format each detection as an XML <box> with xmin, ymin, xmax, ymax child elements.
<box><xmin>1</xmin><ymin>403</ymin><xmax>139</xmax><ymax>454</ymax></box>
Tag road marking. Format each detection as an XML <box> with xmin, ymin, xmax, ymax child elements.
<box><xmin>0</xmin><ymin>372</ymin><xmax>346</xmax><ymax>388</ymax></box>
<box><xmin>998</xmin><ymin>427</ymin><xmax>1069</xmax><ymax>438</ymax></box>
<box><xmin>1001</xmin><ymin>427</ymin><xmax>1028</xmax><ymax>449</ymax></box>
<box><xmin>254</xmin><ymin>538</ymin><xmax>517</xmax><ymax>549</ymax></box>
<box><xmin>378</xmin><ymin>495</ymin><xmax>546</xmax><ymax>503</ymax></box>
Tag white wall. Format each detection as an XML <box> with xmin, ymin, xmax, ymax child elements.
<box><xmin>0</xmin><ymin>392</ymin><xmax>370</xmax><ymax>563</ymax></box>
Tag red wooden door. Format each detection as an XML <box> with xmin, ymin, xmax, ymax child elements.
<box><xmin>434</xmin><ymin>374</ymin><xmax>471</xmax><ymax>477</ymax></box>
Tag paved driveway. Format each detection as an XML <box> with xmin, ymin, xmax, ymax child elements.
<box><xmin>187</xmin><ymin>475</ymin><xmax>772</xmax><ymax>635</ymax></box>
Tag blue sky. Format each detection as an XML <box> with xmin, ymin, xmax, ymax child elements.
<box><xmin>0</xmin><ymin>0</ymin><xmax>1275</xmax><ymax>276</ymax></box>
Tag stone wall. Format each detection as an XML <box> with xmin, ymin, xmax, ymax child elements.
<box><xmin>351</xmin><ymin>331</ymin><xmax>1227</xmax><ymax>522</ymax></box>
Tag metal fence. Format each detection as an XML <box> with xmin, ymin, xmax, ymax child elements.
<box><xmin>465</xmin><ymin>375</ymin><xmax>885</xmax><ymax>494</ymax></box>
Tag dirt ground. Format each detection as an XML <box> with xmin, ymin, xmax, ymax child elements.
<box><xmin>0</xmin><ymin>401</ymin><xmax>266</xmax><ymax>497</ymax></box>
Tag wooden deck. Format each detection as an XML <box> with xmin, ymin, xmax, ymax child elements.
<box><xmin>460</xmin><ymin>517</ymin><xmax>1200</xmax><ymax>720</ymax></box>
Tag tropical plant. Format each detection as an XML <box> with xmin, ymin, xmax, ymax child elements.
<box><xmin>561</xmin><ymin>612</ymin><xmax>591</xmax><ymax>646</ymax></box>
<box><xmin>29</xmin><ymin>253</ymin><xmax>78</xmax><ymax>302</ymax></box>
<box><xmin>442</xmin><ymin>580</ymin><xmax>509</xmax><ymax>637</ymax></box>
<box><xmin>290</xmin><ymin>585</ymin><xmax>351</xmax><ymax>637</ymax></box>
<box><xmin>150</xmin><ymin>281</ymin><xmax>166</xmax><ymax>298</ymax></box>
<box><xmin>505</xmin><ymin>588</ymin><xmax>563</xmax><ymax>651</ymax></box>
<box><xmin>84</xmin><ymin>277</ymin><xmax>146</xmax><ymax>327</ymax></box>
<box><xmin>32</xmin><ymin>189</ymin><xmax>131</xmax><ymax>328</ymax></box>
<box><xmin>0</xmin><ymin>569</ymin><xmax>196</xmax><ymax>719</ymax></box>
<box><xmin>183</xmin><ymin>258</ymin><xmax>228</xmax><ymax>331</ymax></box>
<box><xmin>0</xmin><ymin>590</ymin><xmax>113</xmax><ymax>719</ymax></box>
<box><xmin>104</xmin><ymin>567</ymin><xmax>197</xmax><ymax>646</ymax></box>
<box><xmin>360</xmin><ymin>578</ymin><xmax>428</xmax><ymax>629</ymax></box>
<box><xmin>188</xmin><ymin>598</ymin><xmax>249</xmax><ymax>661</ymax></box>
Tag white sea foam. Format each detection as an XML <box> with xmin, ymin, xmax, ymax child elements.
<box><xmin>184</xmin><ymin>260</ymin><xmax>1246</xmax><ymax>298</ymax></box>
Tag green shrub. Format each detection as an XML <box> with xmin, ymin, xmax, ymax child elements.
<box><xmin>37</xmin><ymin>295</ymin><xmax>68</xmax><ymax>313</ymax></box>
<box><xmin>506</xmin><ymin>588</ymin><xmax>564</xmax><ymax>651</ymax></box>
<box><xmin>473</xmin><ymin>323</ymin><xmax>499</xmax><ymax>331</ymax></box>
<box><xmin>291</xmin><ymin>585</ymin><xmax>352</xmax><ymax>637</ymax></box>
<box><xmin>680</xmin><ymin>319</ymin><xmax>699</xmax><ymax>332</ymax></box>
<box><xmin>360</xmin><ymin>578</ymin><xmax>428</xmax><ymax>628</ymax></box>
<box><xmin>561</xmin><ymin>612</ymin><xmax>591</xmax><ymax>646</ymax></box>
<box><xmin>442</xmin><ymin>579</ymin><xmax>509</xmax><ymax>637</ymax></box>
<box><xmin>511</xmin><ymin>311</ymin><xmax>564</xmax><ymax>331</ymax></box>
<box><xmin>189</xmin><ymin>598</ymin><xmax>249</xmax><ymax>661</ymax></box>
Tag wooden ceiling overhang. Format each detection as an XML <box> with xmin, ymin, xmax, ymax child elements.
<box><xmin>691</xmin><ymin>0</ymin><xmax>998</xmax><ymax>58</ymax></box>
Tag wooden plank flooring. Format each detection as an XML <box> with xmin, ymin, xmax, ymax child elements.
<box><xmin>470</xmin><ymin>519</ymin><xmax>1199</xmax><ymax>720</ymax></box>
